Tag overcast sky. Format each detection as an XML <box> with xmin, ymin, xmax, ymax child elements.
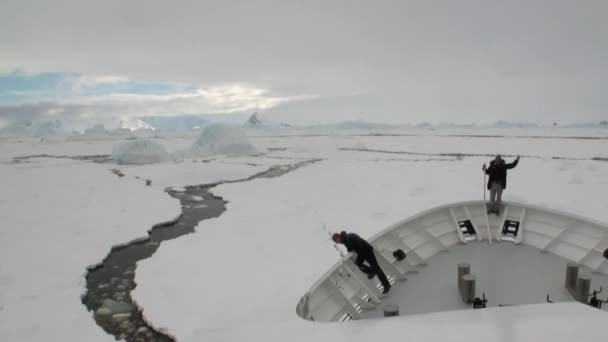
<box><xmin>1</xmin><ymin>0</ymin><xmax>607</xmax><ymax>127</ymax></box>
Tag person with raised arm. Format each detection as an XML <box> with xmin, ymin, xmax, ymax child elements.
<box><xmin>483</xmin><ymin>154</ymin><xmax>520</xmax><ymax>215</ymax></box>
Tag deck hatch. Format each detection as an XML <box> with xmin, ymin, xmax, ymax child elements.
<box><xmin>502</xmin><ymin>220</ymin><xmax>520</xmax><ymax>238</ymax></box>
<box><xmin>458</xmin><ymin>220</ymin><xmax>477</xmax><ymax>240</ymax></box>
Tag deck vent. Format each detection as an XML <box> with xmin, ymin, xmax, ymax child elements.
<box><xmin>458</xmin><ymin>220</ymin><xmax>477</xmax><ymax>241</ymax></box>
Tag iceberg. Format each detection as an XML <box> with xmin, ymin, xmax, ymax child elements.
<box><xmin>190</xmin><ymin>124</ymin><xmax>256</xmax><ymax>157</ymax></box>
<box><xmin>112</xmin><ymin>138</ymin><xmax>171</xmax><ymax>165</ymax></box>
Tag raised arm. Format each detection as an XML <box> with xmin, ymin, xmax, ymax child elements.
<box><xmin>506</xmin><ymin>157</ymin><xmax>520</xmax><ymax>169</ymax></box>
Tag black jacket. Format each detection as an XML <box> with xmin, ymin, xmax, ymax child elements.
<box><xmin>340</xmin><ymin>231</ymin><xmax>373</xmax><ymax>255</ymax></box>
<box><xmin>485</xmin><ymin>159</ymin><xmax>518</xmax><ymax>190</ymax></box>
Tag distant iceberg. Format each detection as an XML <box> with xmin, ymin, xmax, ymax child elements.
<box><xmin>311</xmin><ymin>120</ymin><xmax>397</xmax><ymax>130</ymax></box>
<box><xmin>33</xmin><ymin>120</ymin><xmax>62</xmax><ymax>137</ymax></box>
<box><xmin>244</xmin><ymin>112</ymin><xmax>264</xmax><ymax>127</ymax></box>
<box><xmin>67</xmin><ymin>123</ymin><xmax>135</xmax><ymax>141</ymax></box>
<box><xmin>85</xmin><ymin>123</ymin><xmax>108</xmax><ymax>135</ymax></box>
<box><xmin>491</xmin><ymin>120</ymin><xmax>539</xmax><ymax>128</ymax></box>
<box><xmin>0</xmin><ymin>120</ymin><xmax>65</xmax><ymax>137</ymax></box>
<box><xmin>112</xmin><ymin>138</ymin><xmax>171</xmax><ymax>165</ymax></box>
<box><xmin>189</xmin><ymin>124</ymin><xmax>256</xmax><ymax>157</ymax></box>
<box><xmin>139</xmin><ymin>115</ymin><xmax>210</xmax><ymax>131</ymax></box>
<box><xmin>120</xmin><ymin>117</ymin><xmax>155</xmax><ymax>131</ymax></box>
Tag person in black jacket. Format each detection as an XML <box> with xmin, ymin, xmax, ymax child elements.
<box><xmin>332</xmin><ymin>231</ymin><xmax>391</xmax><ymax>294</ymax></box>
<box><xmin>483</xmin><ymin>154</ymin><xmax>520</xmax><ymax>215</ymax></box>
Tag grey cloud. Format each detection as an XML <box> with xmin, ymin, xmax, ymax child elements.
<box><xmin>1</xmin><ymin>0</ymin><xmax>607</xmax><ymax>124</ymax></box>
<box><xmin>0</xmin><ymin>87</ymin><xmax>312</xmax><ymax>128</ymax></box>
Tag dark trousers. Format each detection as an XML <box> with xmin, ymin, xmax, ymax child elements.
<box><xmin>355</xmin><ymin>250</ymin><xmax>391</xmax><ymax>288</ymax></box>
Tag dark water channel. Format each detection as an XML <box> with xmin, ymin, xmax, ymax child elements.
<box><xmin>81</xmin><ymin>159</ymin><xmax>320</xmax><ymax>341</ymax></box>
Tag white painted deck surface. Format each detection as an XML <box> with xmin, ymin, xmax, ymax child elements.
<box><xmin>300</xmin><ymin>201</ymin><xmax>608</xmax><ymax>322</ymax></box>
<box><xmin>205</xmin><ymin>302</ymin><xmax>608</xmax><ymax>342</ymax></box>
<box><xmin>363</xmin><ymin>242</ymin><xmax>608</xmax><ymax>319</ymax></box>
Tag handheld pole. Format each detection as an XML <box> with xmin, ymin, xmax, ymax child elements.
<box><xmin>483</xmin><ymin>172</ymin><xmax>486</xmax><ymax>201</ymax></box>
<box><xmin>315</xmin><ymin>212</ymin><xmax>345</xmax><ymax>257</ymax></box>
<box><xmin>482</xmin><ymin>164</ymin><xmax>487</xmax><ymax>201</ymax></box>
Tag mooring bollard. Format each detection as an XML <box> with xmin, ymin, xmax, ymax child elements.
<box><xmin>383</xmin><ymin>304</ymin><xmax>399</xmax><ymax>317</ymax></box>
<box><xmin>458</xmin><ymin>263</ymin><xmax>470</xmax><ymax>292</ymax></box>
<box><xmin>461</xmin><ymin>274</ymin><xmax>476</xmax><ymax>303</ymax></box>
<box><xmin>565</xmin><ymin>262</ymin><xmax>579</xmax><ymax>291</ymax></box>
<box><xmin>576</xmin><ymin>274</ymin><xmax>591</xmax><ymax>302</ymax></box>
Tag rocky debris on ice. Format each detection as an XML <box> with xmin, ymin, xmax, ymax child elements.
<box><xmin>111</xmin><ymin>313</ymin><xmax>132</xmax><ymax>324</ymax></box>
<box><xmin>100</xmin><ymin>298</ymin><xmax>134</xmax><ymax>315</ymax></box>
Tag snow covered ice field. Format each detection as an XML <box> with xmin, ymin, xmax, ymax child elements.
<box><xmin>1</xmin><ymin>127</ymin><xmax>608</xmax><ymax>342</ymax></box>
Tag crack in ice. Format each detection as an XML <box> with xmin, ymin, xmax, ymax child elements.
<box><xmin>82</xmin><ymin>159</ymin><xmax>322</xmax><ymax>342</ymax></box>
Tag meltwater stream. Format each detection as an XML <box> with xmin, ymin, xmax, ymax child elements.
<box><xmin>82</xmin><ymin>159</ymin><xmax>321</xmax><ymax>342</ymax></box>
